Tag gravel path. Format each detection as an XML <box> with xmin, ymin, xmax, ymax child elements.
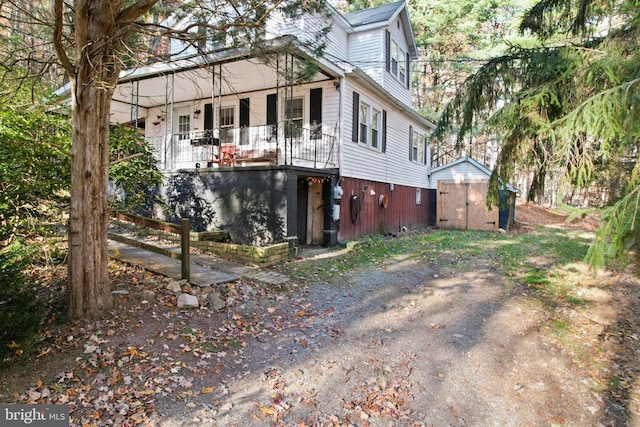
<box><xmin>152</xmin><ymin>249</ymin><xmax>603</xmax><ymax>426</ymax></box>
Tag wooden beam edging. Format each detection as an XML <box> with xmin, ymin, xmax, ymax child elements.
<box><xmin>110</xmin><ymin>210</ymin><xmax>181</xmax><ymax>234</ymax></box>
<box><xmin>107</xmin><ymin>232</ymin><xmax>182</xmax><ymax>260</ymax></box>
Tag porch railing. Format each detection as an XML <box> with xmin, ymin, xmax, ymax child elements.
<box><xmin>146</xmin><ymin>124</ymin><xmax>337</xmax><ymax>170</ymax></box>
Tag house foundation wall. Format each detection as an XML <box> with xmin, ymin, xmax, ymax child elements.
<box><xmin>141</xmin><ymin>168</ymin><xmax>290</xmax><ymax>247</ymax></box>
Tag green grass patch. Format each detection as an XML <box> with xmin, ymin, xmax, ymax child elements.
<box><xmin>288</xmin><ymin>226</ymin><xmax>593</xmax><ymax>312</ymax></box>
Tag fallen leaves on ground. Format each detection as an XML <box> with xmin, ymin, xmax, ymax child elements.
<box><xmin>5</xmin><ymin>264</ymin><xmax>314</xmax><ymax>426</ymax></box>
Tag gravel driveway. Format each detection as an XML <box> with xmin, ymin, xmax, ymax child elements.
<box><xmin>153</xmin><ymin>241</ymin><xmax>605</xmax><ymax>426</ymax></box>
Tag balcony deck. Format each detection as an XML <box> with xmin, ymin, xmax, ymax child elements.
<box><xmin>146</xmin><ymin>124</ymin><xmax>338</xmax><ymax>171</ymax></box>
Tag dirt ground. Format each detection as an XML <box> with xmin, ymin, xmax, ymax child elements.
<box><xmin>1</xmin><ymin>203</ymin><xmax>640</xmax><ymax>426</ymax></box>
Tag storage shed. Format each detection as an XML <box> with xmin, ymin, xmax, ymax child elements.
<box><xmin>428</xmin><ymin>157</ymin><xmax>517</xmax><ymax>231</ymax></box>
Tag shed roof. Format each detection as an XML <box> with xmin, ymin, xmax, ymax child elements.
<box><xmin>430</xmin><ymin>157</ymin><xmax>517</xmax><ymax>192</ymax></box>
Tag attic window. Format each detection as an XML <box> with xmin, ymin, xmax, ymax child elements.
<box><xmin>385</xmin><ymin>30</ymin><xmax>410</xmax><ymax>88</ymax></box>
<box><xmin>390</xmin><ymin>40</ymin><xmax>406</xmax><ymax>84</ymax></box>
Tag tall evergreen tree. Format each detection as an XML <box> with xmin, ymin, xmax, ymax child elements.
<box><xmin>433</xmin><ymin>0</ymin><xmax>640</xmax><ymax>271</ymax></box>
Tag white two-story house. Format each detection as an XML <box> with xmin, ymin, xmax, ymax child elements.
<box><xmin>109</xmin><ymin>0</ymin><xmax>435</xmax><ymax>248</ymax></box>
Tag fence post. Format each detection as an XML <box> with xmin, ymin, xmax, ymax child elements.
<box><xmin>181</xmin><ymin>218</ymin><xmax>190</xmax><ymax>282</ymax></box>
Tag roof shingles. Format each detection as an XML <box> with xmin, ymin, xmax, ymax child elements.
<box><xmin>343</xmin><ymin>0</ymin><xmax>404</xmax><ymax>27</ymax></box>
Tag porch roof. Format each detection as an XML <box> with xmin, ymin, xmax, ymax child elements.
<box><xmin>56</xmin><ymin>36</ymin><xmax>345</xmax><ymax>114</ymax></box>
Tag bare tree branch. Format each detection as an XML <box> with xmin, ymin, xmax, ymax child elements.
<box><xmin>53</xmin><ymin>0</ymin><xmax>73</xmax><ymax>74</ymax></box>
<box><xmin>116</xmin><ymin>0</ymin><xmax>159</xmax><ymax>27</ymax></box>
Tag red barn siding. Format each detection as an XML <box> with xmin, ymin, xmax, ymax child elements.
<box><xmin>337</xmin><ymin>177</ymin><xmax>431</xmax><ymax>242</ymax></box>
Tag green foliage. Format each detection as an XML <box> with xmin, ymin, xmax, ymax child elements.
<box><xmin>407</xmin><ymin>0</ymin><xmax>534</xmax><ymax>120</ymax></box>
<box><xmin>434</xmin><ymin>0</ymin><xmax>640</xmax><ymax>271</ymax></box>
<box><xmin>0</xmin><ymin>94</ymin><xmax>162</xmax><ymax>242</ymax></box>
<box><xmin>0</xmin><ymin>101</ymin><xmax>163</xmax><ymax>241</ymax></box>
<box><xmin>0</xmin><ymin>242</ymin><xmax>43</xmax><ymax>362</ymax></box>
<box><xmin>0</xmin><ymin>104</ymin><xmax>71</xmax><ymax>241</ymax></box>
<box><xmin>586</xmin><ymin>186</ymin><xmax>640</xmax><ymax>272</ymax></box>
<box><xmin>109</xmin><ymin>124</ymin><xmax>163</xmax><ymax>211</ymax></box>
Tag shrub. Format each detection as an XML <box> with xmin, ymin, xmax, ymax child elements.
<box><xmin>0</xmin><ymin>243</ymin><xmax>43</xmax><ymax>362</ymax></box>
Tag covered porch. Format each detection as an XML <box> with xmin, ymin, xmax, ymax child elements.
<box><xmin>145</xmin><ymin>123</ymin><xmax>338</xmax><ymax>170</ymax></box>
<box><xmin>110</xmin><ymin>42</ymin><xmax>343</xmax><ymax>173</ymax></box>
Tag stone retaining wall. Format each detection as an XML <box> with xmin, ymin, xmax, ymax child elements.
<box><xmin>195</xmin><ymin>241</ymin><xmax>290</xmax><ymax>268</ymax></box>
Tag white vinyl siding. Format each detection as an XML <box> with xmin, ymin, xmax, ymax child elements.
<box><xmin>265</xmin><ymin>9</ymin><xmax>334</xmax><ymax>52</ymax></box>
<box><xmin>341</xmin><ymin>81</ymin><xmax>431</xmax><ymax>189</ymax></box>
<box><xmin>383</xmin><ymin>21</ymin><xmax>412</xmax><ymax>106</ymax></box>
<box><xmin>348</xmin><ymin>30</ymin><xmax>384</xmax><ymax>85</ymax></box>
<box><xmin>324</xmin><ymin>17</ymin><xmax>349</xmax><ymax>62</ymax></box>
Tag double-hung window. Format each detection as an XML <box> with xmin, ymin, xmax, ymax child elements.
<box><xmin>359</xmin><ymin>103</ymin><xmax>382</xmax><ymax>150</ymax></box>
<box><xmin>410</xmin><ymin>129</ymin><xmax>428</xmax><ymax>164</ymax></box>
<box><xmin>219</xmin><ymin>106</ymin><xmax>234</xmax><ymax>144</ymax></box>
<box><xmin>370</xmin><ymin>109</ymin><xmax>381</xmax><ymax>149</ymax></box>
<box><xmin>352</xmin><ymin>91</ymin><xmax>386</xmax><ymax>152</ymax></box>
<box><xmin>178</xmin><ymin>114</ymin><xmax>191</xmax><ymax>140</ymax></box>
<box><xmin>285</xmin><ymin>98</ymin><xmax>303</xmax><ymax>139</ymax></box>
<box><xmin>386</xmin><ymin>32</ymin><xmax>408</xmax><ymax>86</ymax></box>
<box><xmin>359</xmin><ymin>103</ymin><xmax>369</xmax><ymax>144</ymax></box>
<box><xmin>358</xmin><ymin>102</ymin><xmax>382</xmax><ymax>151</ymax></box>
<box><xmin>391</xmin><ymin>41</ymin><xmax>406</xmax><ymax>82</ymax></box>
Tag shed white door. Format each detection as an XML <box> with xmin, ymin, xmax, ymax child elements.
<box><xmin>437</xmin><ymin>180</ymin><xmax>498</xmax><ymax>232</ymax></box>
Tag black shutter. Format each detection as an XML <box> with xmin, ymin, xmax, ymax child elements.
<box><xmin>267</xmin><ymin>93</ymin><xmax>277</xmax><ymax>139</ymax></box>
<box><xmin>406</xmin><ymin>52</ymin><xmax>411</xmax><ymax>88</ymax></box>
<box><xmin>204</xmin><ymin>103</ymin><xmax>213</xmax><ymax>132</ymax></box>
<box><xmin>310</xmin><ymin>88</ymin><xmax>322</xmax><ymax>139</ymax></box>
<box><xmin>381</xmin><ymin>109</ymin><xmax>387</xmax><ymax>153</ymax></box>
<box><xmin>423</xmin><ymin>137</ymin><xmax>428</xmax><ymax>165</ymax></box>
<box><xmin>239</xmin><ymin>98</ymin><xmax>250</xmax><ymax>127</ymax></box>
<box><xmin>409</xmin><ymin>125</ymin><xmax>413</xmax><ymax>161</ymax></box>
<box><xmin>267</xmin><ymin>94</ymin><xmax>277</xmax><ymax>126</ymax></box>
<box><xmin>240</xmin><ymin>98</ymin><xmax>250</xmax><ymax>145</ymax></box>
<box><xmin>385</xmin><ymin>30</ymin><xmax>391</xmax><ymax>73</ymax></box>
<box><xmin>351</xmin><ymin>91</ymin><xmax>360</xmax><ymax>142</ymax></box>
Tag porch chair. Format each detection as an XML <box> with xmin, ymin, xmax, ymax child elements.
<box><xmin>211</xmin><ymin>145</ymin><xmax>236</xmax><ymax>167</ymax></box>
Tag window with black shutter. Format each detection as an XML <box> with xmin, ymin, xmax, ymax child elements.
<box><xmin>267</xmin><ymin>94</ymin><xmax>277</xmax><ymax>140</ymax></box>
<box><xmin>310</xmin><ymin>88</ymin><xmax>322</xmax><ymax>140</ymax></box>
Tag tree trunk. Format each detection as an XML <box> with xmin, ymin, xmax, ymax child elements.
<box><xmin>57</xmin><ymin>0</ymin><xmax>161</xmax><ymax>319</ymax></box>
<box><xmin>66</xmin><ymin>2</ymin><xmax>120</xmax><ymax>319</ymax></box>
<box><xmin>67</xmin><ymin>80</ymin><xmax>114</xmax><ymax>319</ymax></box>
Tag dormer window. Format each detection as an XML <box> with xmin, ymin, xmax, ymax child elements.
<box><xmin>390</xmin><ymin>40</ymin><xmax>406</xmax><ymax>84</ymax></box>
<box><xmin>385</xmin><ymin>30</ymin><xmax>410</xmax><ymax>88</ymax></box>
<box><xmin>391</xmin><ymin>41</ymin><xmax>398</xmax><ymax>76</ymax></box>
